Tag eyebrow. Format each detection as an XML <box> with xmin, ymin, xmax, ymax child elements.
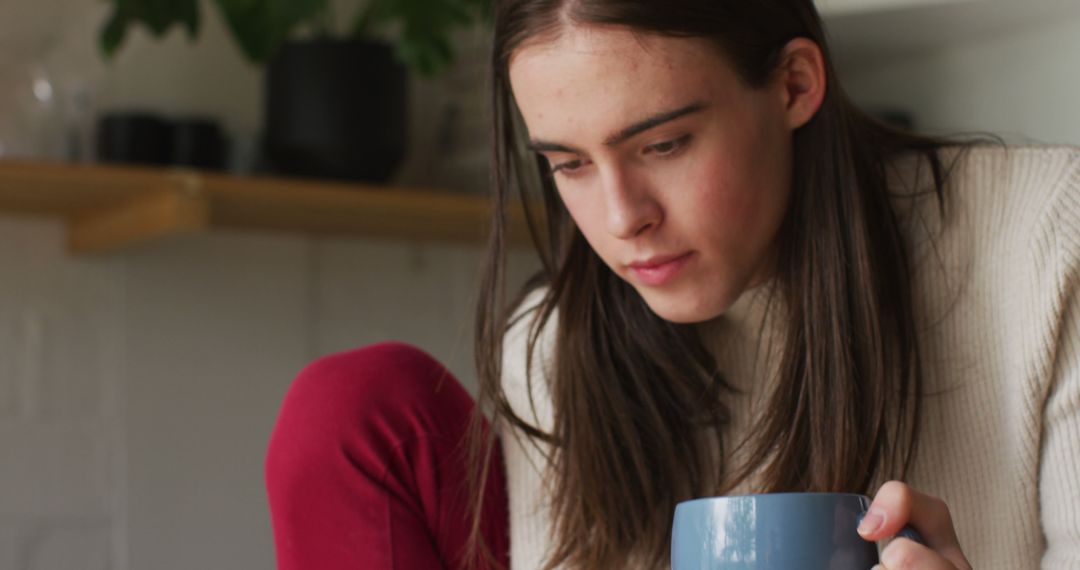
<box><xmin>526</xmin><ymin>101</ymin><xmax>708</xmax><ymax>154</ymax></box>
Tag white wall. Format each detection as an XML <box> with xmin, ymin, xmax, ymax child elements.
<box><xmin>0</xmin><ymin>217</ymin><xmax>123</xmax><ymax>570</ymax></box>
<box><xmin>0</xmin><ymin>216</ymin><xmax>538</xmax><ymax>570</ymax></box>
<box><xmin>842</xmin><ymin>13</ymin><xmax>1080</xmax><ymax>145</ymax></box>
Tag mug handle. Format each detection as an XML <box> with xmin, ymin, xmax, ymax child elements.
<box><xmin>856</xmin><ymin>513</ymin><xmax>926</xmax><ymax>545</ymax></box>
<box><xmin>894</xmin><ymin>526</ymin><xmax>926</xmax><ymax>544</ymax></box>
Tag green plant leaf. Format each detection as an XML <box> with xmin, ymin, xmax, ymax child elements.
<box><xmin>179</xmin><ymin>0</ymin><xmax>201</xmax><ymax>38</ymax></box>
<box><xmin>98</xmin><ymin>0</ymin><xmax>201</xmax><ymax>59</ymax></box>
<box><xmin>215</xmin><ymin>0</ymin><xmax>329</xmax><ymax>63</ymax></box>
<box><xmin>100</xmin><ymin>7</ymin><xmax>129</xmax><ymax>58</ymax></box>
<box><xmin>353</xmin><ymin>0</ymin><xmax>484</xmax><ymax>76</ymax></box>
<box><xmin>137</xmin><ymin>0</ymin><xmax>198</xmax><ymax>35</ymax></box>
<box><xmin>351</xmin><ymin>0</ymin><xmax>388</xmax><ymax>36</ymax></box>
<box><xmin>398</xmin><ymin>29</ymin><xmax>456</xmax><ymax>77</ymax></box>
<box><xmin>100</xmin><ymin>0</ymin><xmax>486</xmax><ymax>72</ymax></box>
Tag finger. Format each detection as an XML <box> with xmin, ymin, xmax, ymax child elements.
<box><xmin>858</xmin><ymin>481</ymin><xmax>956</xmax><ymax>544</ymax></box>
<box><xmin>878</xmin><ymin>537</ymin><xmax>959</xmax><ymax>570</ymax></box>
<box><xmin>859</xmin><ymin>481</ymin><xmax>972</xmax><ymax>569</ymax></box>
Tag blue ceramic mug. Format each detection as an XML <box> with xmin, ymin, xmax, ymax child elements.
<box><xmin>671</xmin><ymin>493</ymin><xmax>923</xmax><ymax>569</ymax></box>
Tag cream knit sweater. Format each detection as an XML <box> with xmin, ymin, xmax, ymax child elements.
<box><xmin>498</xmin><ymin>145</ymin><xmax>1080</xmax><ymax>569</ymax></box>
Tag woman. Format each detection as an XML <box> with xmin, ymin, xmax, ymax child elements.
<box><xmin>265</xmin><ymin>0</ymin><xmax>1080</xmax><ymax>569</ymax></box>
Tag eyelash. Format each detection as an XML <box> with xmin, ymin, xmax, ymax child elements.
<box><xmin>548</xmin><ymin>134</ymin><xmax>693</xmax><ymax>176</ymax></box>
<box><xmin>550</xmin><ymin>159</ymin><xmax>585</xmax><ymax>176</ymax></box>
<box><xmin>644</xmin><ymin>134</ymin><xmax>693</xmax><ymax>157</ymax></box>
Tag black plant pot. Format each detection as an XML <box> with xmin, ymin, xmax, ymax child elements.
<box><xmin>264</xmin><ymin>39</ymin><xmax>407</xmax><ymax>183</ymax></box>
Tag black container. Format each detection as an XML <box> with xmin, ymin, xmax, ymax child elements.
<box><xmin>97</xmin><ymin>113</ymin><xmax>228</xmax><ymax>170</ymax></box>
<box><xmin>97</xmin><ymin>112</ymin><xmax>173</xmax><ymax>166</ymax></box>
<box><xmin>264</xmin><ymin>39</ymin><xmax>408</xmax><ymax>183</ymax></box>
<box><xmin>172</xmin><ymin>118</ymin><xmax>227</xmax><ymax>170</ymax></box>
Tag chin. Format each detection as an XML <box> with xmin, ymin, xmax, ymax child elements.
<box><xmin>638</xmin><ymin>291</ymin><xmax>726</xmax><ymax>324</ymax></box>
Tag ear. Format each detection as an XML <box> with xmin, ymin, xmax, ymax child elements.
<box><xmin>774</xmin><ymin>38</ymin><xmax>827</xmax><ymax>130</ymax></box>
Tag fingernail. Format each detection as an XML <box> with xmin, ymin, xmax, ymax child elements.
<box><xmin>858</xmin><ymin>508</ymin><xmax>885</xmax><ymax>536</ymax></box>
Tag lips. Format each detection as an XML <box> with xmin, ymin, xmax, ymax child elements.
<box><xmin>627</xmin><ymin>252</ymin><xmax>694</xmax><ymax>287</ymax></box>
<box><xmin>628</xmin><ymin>252</ymin><xmax>691</xmax><ymax>270</ymax></box>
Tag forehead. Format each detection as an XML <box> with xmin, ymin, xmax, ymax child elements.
<box><xmin>508</xmin><ymin>26</ymin><xmax>735</xmax><ymax>141</ymax></box>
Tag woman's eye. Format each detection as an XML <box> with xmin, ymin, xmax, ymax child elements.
<box><xmin>645</xmin><ymin>135</ymin><xmax>692</xmax><ymax>157</ymax></box>
<box><xmin>551</xmin><ymin>158</ymin><xmax>586</xmax><ymax>175</ymax></box>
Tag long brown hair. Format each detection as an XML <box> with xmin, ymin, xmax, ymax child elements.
<box><xmin>467</xmin><ymin>1</ymin><xmax>976</xmax><ymax>568</ymax></box>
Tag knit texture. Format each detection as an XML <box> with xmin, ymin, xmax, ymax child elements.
<box><xmin>497</xmin><ymin>145</ymin><xmax>1080</xmax><ymax>569</ymax></box>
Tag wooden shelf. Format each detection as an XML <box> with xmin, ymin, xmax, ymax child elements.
<box><xmin>0</xmin><ymin>160</ymin><xmax>535</xmax><ymax>255</ymax></box>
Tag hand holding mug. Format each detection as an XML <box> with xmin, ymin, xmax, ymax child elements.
<box><xmin>858</xmin><ymin>481</ymin><xmax>973</xmax><ymax>570</ymax></box>
<box><xmin>671</xmin><ymin>486</ymin><xmax>973</xmax><ymax>569</ymax></box>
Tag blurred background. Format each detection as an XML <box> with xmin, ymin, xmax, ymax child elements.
<box><xmin>0</xmin><ymin>0</ymin><xmax>1078</xmax><ymax>568</ymax></box>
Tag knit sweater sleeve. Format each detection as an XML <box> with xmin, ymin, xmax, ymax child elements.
<box><xmin>1040</xmin><ymin>149</ymin><xmax>1080</xmax><ymax>568</ymax></box>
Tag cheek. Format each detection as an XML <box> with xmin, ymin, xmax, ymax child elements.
<box><xmin>677</xmin><ymin>127</ymin><xmax>789</xmax><ymax>252</ymax></box>
<box><xmin>555</xmin><ymin>185</ymin><xmax>590</xmax><ymax>229</ymax></box>
<box><xmin>555</xmin><ymin>186</ymin><xmax>612</xmax><ymax>252</ymax></box>
<box><xmin>679</xmin><ymin>150</ymin><xmax>766</xmax><ymax>238</ymax></box>
<box><xmin>730</xmin><ymin>119</ymin><xmax>789</xmax><ymax>224</ymax></box>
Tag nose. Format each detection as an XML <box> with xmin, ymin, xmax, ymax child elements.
<box><xmin>601</xmin><ymin>169</ymin><xmax>662</xmax><ymax>239</ymax></box>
